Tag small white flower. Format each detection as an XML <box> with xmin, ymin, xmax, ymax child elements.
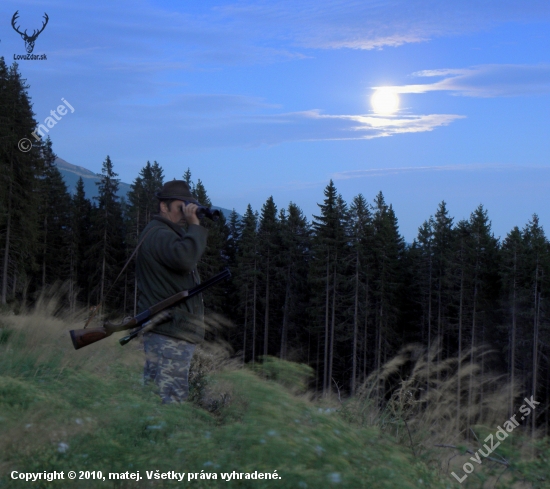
<box><xmin>328</xmin><ymin>472</ymin><xmax>341</xmax><ymax>483</ymax></box>
<box><xmin>57</xmin><ymin>442</ymin><xmax>69</xmax><ymax>453</ymax></box>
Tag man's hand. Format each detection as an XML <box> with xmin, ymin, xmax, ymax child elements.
<box><xmin>182</xmin><ymin>202</ymin><xmax>200</xmax><ymax>226</ymax></box>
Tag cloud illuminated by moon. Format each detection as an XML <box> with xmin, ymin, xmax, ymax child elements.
<box><xmin>371</xmin><ymin>88</ymin><xmax>400</xmax><ymax>115</ymax></box>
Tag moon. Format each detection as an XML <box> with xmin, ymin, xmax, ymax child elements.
<box><xmin>371</xmin><ymin>88</ymin><xmax>400</xmax><ymax>115</ymax></box>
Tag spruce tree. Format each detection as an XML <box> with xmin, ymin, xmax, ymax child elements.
<box><xmin>257</xmin><ymin>196</ymin><xmax>279</xmax><ymax>356</ymax></box>
<box><xmin>88</xmin><ymin>156</ymin><xmax>125</xmax><ymax>311</ymax></box>
<box><xmin>522</xmin><ymin>214</ymin><xmax>549</xmax><ymax>437</ymax></box>
<box><xmin>433</xmin><ymin>202</ymin><xmax>454</xmax><ymax>357</ymax></box>
<box><xmin>0</xmin><ymin>60</ymin><xmax>45</xmax><ymax>303</ymax></box>
<box><xmin>36</xmin><ymin>139</ymin><xmax>71</xmax><ymax>288</ymax></box>
<box><xmin>235</xmin><ymin>205</ymin><xmax>259</xmax><ymax>362</ymax></box>
<box><xmin>278</xmin><ymin>202</ymin><xmax>310</xmax><ymax>360</ymax></box>
<box><xmin>224</xmin><ymin>209</ymin><xmax>243</xmax><ymax>347</ymax></box>
<box><xmin>69</xmin><ymin>177</ymin><xmax>93</xmax><ymax>307</ymax></box>
<box><xmin>455</xmin><ymin>205</ymin><xmax>499</xmax><ymax>434</ymax></box>
<box><xmin>500</xmin><ymin>226</ymin><xmax>525</xmax><ymax>415</ymax></box>
<box><xmin>310</xmin><ymin>181</ymin><xmax>350</xmax><ymax>395</ymax></box>
<box><xmin>371</xmin><ymin>192</ymin><xmax>405</xmax><ymax>375</ymax></box>
<box><xmin>193</xmin><ymin>178</ymin><xmax>229</xmax><ymax>315</ymax></box>
<box><xmin>348</xmin><ymin>194</ymin><xmax>373</xmax><ymax>392</ymax></box>
<box><xmin>415</xmin><ymin>217</ymin><xmax>436</xmax><ymax>352</ymax></box>
<box><xmin>126</xmin><ymin>161</ymin><xmax>165</xmax><ymax>313</ymax></box>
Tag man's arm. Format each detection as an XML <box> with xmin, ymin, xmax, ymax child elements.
<box><xmin>151</xmin><ymin>203</ymin><xmax>208</xmax><ymax>272</ymax></box>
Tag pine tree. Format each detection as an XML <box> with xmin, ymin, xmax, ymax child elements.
<box><xmin>88</xmin><ymin>156</ymin><xmax>125</xmax><ymax>311</ymax></box>
<box><xmin>258</xmin><ymin>196</ymin><xmax>279</xmax><ymax>356</ymax></box>
<box><xmin>348</xmin><ymin>194</ymin><xmax>373</xmax><ymax>393</ymax></box>
<box><xmin>522</xmin><ymin>214</ymin><xmax>549</xmax><ymax>437</ymax></box>
<box><xmin>126</xmin><ymin>161</ymin><xmax>165</xmax><ymax>313</ymax></box>
<box><xmin>371</xmin><ymin>192</ymin><xmax>405</xmax><ymax>376</ymax></box>
<box><xmin>128</xmin><ymin>160</ymin><xmax>165</xmax><ymax>235</ymax></box>
<box><xmin>224</xmin><ymin>209</ymin><xmax>243</xmax><ymax>344</ymax></box>
<box><xmin>452</xmin><ymin>218</ymin><xmax>470</xmax><ymax>427</ymax></box>
<box><xmin>310</xmin><ymin>181</ymin><xmax>350</xmax><ymax>395</ymax></box>
<box><xmin>457</xmin><ymin>205</ymin><xmax>499</xmax><ymax>435</ymax></box>
<box><xmin>501</xmin><ymin>226</ymin><xmax>525</xmax><ymax>415</ymax></box>
<box><xmin>236</xmin><ymin>205</ymin><xmax>259</xmax><ymax>363</ymax></box>
<box><xmin>433</xmin><ymin>202</ymin><xmax>454</xmax><ymax>358</ymax></box>
<box><xmin>69</xmin><ymin>177</ymin><xmax>93</xmax><ymax>308</ymax></box>
<box><xmin>36</xmin><ymin>139</ymin><xmax>71</xmax><ymax>288</ymax></box>
<box><xmin>193</xmin><ymin>178</ymin><xmax>229</xmax><ymax>315</ymax></box>
<box><xmin>415</xmin><ymin>217</ymin><xmax>436</xmax><ymax>352</ymax></box>
<box><xmin>0</xmin><ymin>60</ymin><xmax>46</xmax><ymax>303</ymax></box>
<box><xmin>278</xmin><ymin>202</ymin><xmax>310</xmax><ymax>360</ymax></box>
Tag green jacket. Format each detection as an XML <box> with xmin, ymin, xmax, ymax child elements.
<box><xmin>136</xmin><ymin>216</ymin><xmax>208</xmax><ymax>343</ymax></box>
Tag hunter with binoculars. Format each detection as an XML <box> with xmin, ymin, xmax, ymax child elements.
<box><xmin>70</xmin><ymin>180</ymin><xmax>227</xmax><ymax>404</ymax></box>
<box><xmin>136</xmin><ymin>180</ymin><xmax>214</xmax><ymax>404</ymax></box>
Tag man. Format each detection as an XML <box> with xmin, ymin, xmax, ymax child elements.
<box><xmin>136</xmin><ymin>180</ymin><xmax>208</xmax><ymax>403</ymax></box>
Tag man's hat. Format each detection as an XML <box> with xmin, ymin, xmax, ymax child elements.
<box><xmin>155</xmin><ymin>180</ymin><xmax>198</xmax><ymax>203</ymax></box>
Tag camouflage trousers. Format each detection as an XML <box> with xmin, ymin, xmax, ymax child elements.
<box><xmin>143</xmin><ymin>332</ymin><xmax>196</xmax><ymax>404</ymax></box>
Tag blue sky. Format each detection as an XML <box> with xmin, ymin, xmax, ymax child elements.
<box><xmin>1</xmin><ymin>0</ymin><xmax>550</xmax><ymax>241</ymax></box>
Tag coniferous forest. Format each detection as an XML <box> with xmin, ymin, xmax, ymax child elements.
<box><xmin>2</xmin><ymin>59</ymin><xmax>549</xmax><ymax>438</ymax></box>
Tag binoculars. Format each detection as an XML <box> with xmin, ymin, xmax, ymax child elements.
<box><xmin>183</xmin><ymin>201</ymin><xmax>220</xmax><ymax>221</ymax></box>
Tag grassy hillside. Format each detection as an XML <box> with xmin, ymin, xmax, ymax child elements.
<box><xmin>0</xmin><ymin>298</ymin><xmax>548</xmax><ymax>489</ymax></box>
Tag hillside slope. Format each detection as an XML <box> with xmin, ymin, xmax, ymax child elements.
<box><xmin>0</xmin><ymin>307</ymin><xmax>449</xmax><ymax>489</ymax></box>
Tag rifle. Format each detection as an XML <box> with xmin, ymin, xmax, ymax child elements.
<box><xmin>69</xmin><ymin>268</ymin><xmax>231</xmax><ymax>350</ymax></box>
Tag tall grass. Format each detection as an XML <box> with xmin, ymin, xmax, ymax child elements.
<box><xmin>341</xmin><ymin>341</ymin><xmax>550</xmax><ymax>488</ymax></box>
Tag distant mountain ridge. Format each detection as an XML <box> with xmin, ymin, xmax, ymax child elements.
<box><xmin>54</xmin><ymin>157</ymin><xmax>235</xmax><ymax>219</ymax></box>
<box><xmin>54</xmin><ymin>157</ymin><xmax>132</xmax><ymax>200</ymax></box>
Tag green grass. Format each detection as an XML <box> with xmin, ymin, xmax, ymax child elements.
<box><xmin>0</xmin><ymin>306</ymin><xmax>548</xmax><ymax>489</ymax></box>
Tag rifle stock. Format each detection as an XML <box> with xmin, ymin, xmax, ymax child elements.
<box><xmin>69</xmin><ymin>268</ymin><xmax>231</xmax><ymax>350</ymax></box>
<box><xmin>70</xmin><ymin>327</ymin><xmax>110</xmax><ymax>350</ymax></box>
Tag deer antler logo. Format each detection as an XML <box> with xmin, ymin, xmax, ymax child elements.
<box><xmin>11</xmin><ymin>11</ymin><xmax>49</xmax><ymax>54</ymax></box>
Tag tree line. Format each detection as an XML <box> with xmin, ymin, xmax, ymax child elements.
<box><xmin>1</xmin><ymin>59</ymin><xmax>548</xmax><ymax>433</ymax></box>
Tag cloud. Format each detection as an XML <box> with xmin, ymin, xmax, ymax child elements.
<box><xmin>114</xmin><ymin>93</ymin><xmax>278</xmax><ymax>112</ymax></box>
<box><xmin>166</xmin><ymin>109</ymin><xmax>465</xmax><ymax>148</ymax></box>
<box><xmin>279</xmin><ymin>163</ymin><xmax>546</xmax><ymax>191</ymax></box>
<box><xmin>216</xmin><ymin>0</ymin><xmax>550</xmax><ymax>51</ymax></box>
<box><xmin>384</xmin><ymin>64</ymin><xmax>550</xmax><ymax>97</ymax></box>
<box><xmin>330</xmin><ymin>163</ymin><xmax>526</xmax><ymax>181</ymax></box>
<box><xmin>79</xmin><ymin>93</ymin><xmax>464</xmax><ymax>149</ymax></box>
